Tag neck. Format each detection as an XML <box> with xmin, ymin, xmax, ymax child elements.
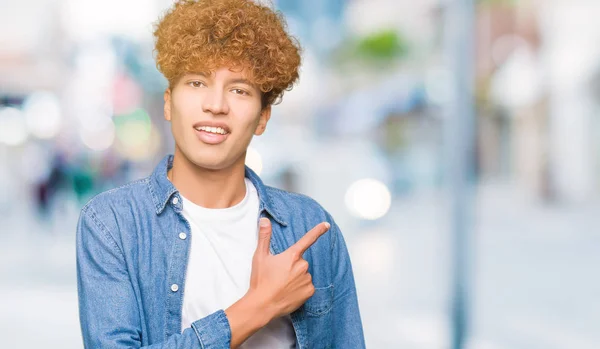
<box><xmin>167</xmin><ymin>147</ymin><xmax>247</xmax><ymax>209</ymax></box>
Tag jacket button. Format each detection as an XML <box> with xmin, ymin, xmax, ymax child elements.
<box><xmin>172</xmin><ymin>197</ymin><xmax>179</xmax><ymax>205</ymax></box>
<box><xmin>171</xmin><ymin>284</ymin><xmax>179</xmax><ymax>292</ymax></box>
<box><xmin>179</xmin><ymin>232</ymin><xmax>187</xmax><ymax>240</ymax></box>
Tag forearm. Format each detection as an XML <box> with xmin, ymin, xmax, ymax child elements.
<box><xmin>224</xmin><ymin>292</ymin><xmax>273</xmax><ymax>349</ymax></box>
<box><xmin>98</xmin><ymin>328</ymin><xmax>200</xmax><ymax>349</ymax></box>
<box><xmin>80</xmin><ymin>308</ymin><xmax>232</xmax><ymax>349</ymax></box>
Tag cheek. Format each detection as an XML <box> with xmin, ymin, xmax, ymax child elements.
<box><xmin>169</xmin><ymin>101</ymin><xmax>195</xmax><ymax>140</ymax></box>
<box><xmin>237</xmin><ymin>117</ymin><xmax>261</xmax><ymax>139</ymax></box>
<box><xmin>233</xmin><ymin>102</ymin><xmax>262</xmax><ymax>125</ymax></box>
<box><xmin>172</xmin><ymin>92</ymin><xmax>202</xmax><ymax>120</ymax></box>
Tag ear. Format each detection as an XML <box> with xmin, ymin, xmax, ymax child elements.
<box><xmin>254</xmin><ymin>105</ymin><xmax>271</xmax><ymax>136</ymax></box>
<box><xmin>164</xmin><ymin>88</ymin><xmax>172</xmax><ymax>122</ymax></box>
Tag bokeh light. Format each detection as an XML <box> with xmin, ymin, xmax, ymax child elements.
<box><xmin>113</xmin><ymin>108</ymin><xmax>160</xmax><ymax>161</ymax></box>
<box><xmin>345</xmin><ymin>178</ymin><xmax>392</xmax><ymax>220</ymax></box>
<box><xmin>23</xmin><ymin>92</ymin><xmax>63</xmax><ymax>140</ymax></box>
<box><xmin>79</xmin><ymin>119</ymin><xmax>116</xmax><ymax>151</ymax></box>
<box><xmin>0</xmin><ymin>107</ymin><xmax>28</xmax><ymax>146</ymax></box>
<box><xmin>115</xmin><ymin>108</ymin><xmax>151</xmax><ymax>147</ymax></box>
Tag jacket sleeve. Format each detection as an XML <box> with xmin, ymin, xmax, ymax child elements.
<box><xmin>76</xmin><ymin>205</ymin><xmax>231</xmax><ymax>349</ymax></box>
<box><xmin>327</xmin><ymin>214</ymin><xmax>367</xmax><ymax>348</ymax></box>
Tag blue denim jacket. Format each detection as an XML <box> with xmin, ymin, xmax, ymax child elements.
<box><xmin>76</xmin><ymin>154</ymin><xmax>365</xmax><ymax>348</ymax></box>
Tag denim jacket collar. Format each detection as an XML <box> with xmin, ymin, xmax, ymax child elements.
<box><xmin>147</xmin><ymin>154</ymin><xmax>287</xmax><ymax>226</ymax></box>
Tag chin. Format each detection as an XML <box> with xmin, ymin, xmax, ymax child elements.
<box><xmin>176</xmin><ymin>143</ymin><xmax>244</xmax><ymax>172</ymax></box>
<box><xmin>185</xmin><ymin>152</ymin><xmax>235</xmax><ymax>172</ymax></box>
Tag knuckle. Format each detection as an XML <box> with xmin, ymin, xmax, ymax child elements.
<box><xmin>290</xmin><ymin>250</ymin><xmax>301</xmax><ymax>260</ymax></box>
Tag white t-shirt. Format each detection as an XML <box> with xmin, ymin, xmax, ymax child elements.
<box><xmin>180</xmin><ymin>178</ymin><xmax>296</xmax><ymax>348</ymax></box>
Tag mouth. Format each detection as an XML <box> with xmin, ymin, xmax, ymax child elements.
<box><xmin>193</xmin><ymin>125</ymin><xmax>230</xmax><ymax>145</ymax></box>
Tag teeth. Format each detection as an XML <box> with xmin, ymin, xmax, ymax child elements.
<box><xmin>195</xmin><ymin>126</ymin><xmax>227</xmax><ymax>135</ymax></box>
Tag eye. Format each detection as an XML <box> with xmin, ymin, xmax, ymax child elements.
<box><xmin>188</xmin><ymin>81</ymin><xmax>206</xmax><ymax>88</ymax></box>
<box><xmin>231</xmin><ymin>88</ymin><xmax>250</xmax><ymax>96</ymax></box>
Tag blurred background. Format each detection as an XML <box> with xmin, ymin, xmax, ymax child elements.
<box><xmin>1</xmin><ymin>0</ymin><xmax>599</xmax><ymax>348</ymax></box>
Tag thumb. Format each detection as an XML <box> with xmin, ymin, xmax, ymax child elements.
<box><xmin>256</xmin><ymin>217</ymin><xmax>272</xmax><ymax>256</ymax></box>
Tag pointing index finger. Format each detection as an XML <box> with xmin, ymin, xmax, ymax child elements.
<box><xmin>291</xmin><ymin>222</ymin><xmax>331</xmax><ymax>256</ymax></box>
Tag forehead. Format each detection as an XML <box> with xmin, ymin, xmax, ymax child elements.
<box><xmin>189</xmin><ymin>65</ymin><xmax>254</xmax><ymax>81</ymax></box>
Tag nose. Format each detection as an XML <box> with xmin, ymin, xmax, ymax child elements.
<box><xmin>202</xmin><ymin>88</ymin><xmax>229</xmax><ymax>115</ymax></box>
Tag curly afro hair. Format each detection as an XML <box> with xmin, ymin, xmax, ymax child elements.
<box><xmin>153</xmin><ymin>0</ymin><xmax>302</xmax><ymax>107</ymax></box>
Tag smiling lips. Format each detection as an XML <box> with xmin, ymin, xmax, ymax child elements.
<box><xmin>193</xmin><ymin>124</ymin><xmax>230</xmax><ymax>145</ymax></box>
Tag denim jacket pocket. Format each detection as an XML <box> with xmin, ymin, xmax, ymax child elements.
<box><xmin>304</xmin><ymin>284</ymin><xmax>334</xmax><ymax>317</ymax></box>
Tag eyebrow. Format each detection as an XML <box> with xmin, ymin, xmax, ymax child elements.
<box><xmin>227</xmin><ymin>78</ymin><xmax>254</xmax><ymax>86</ymax></box>
<box><xmin>187</xmin><ymin>72</ymin><xmax>255</xmax><ymax>87</ymax></box>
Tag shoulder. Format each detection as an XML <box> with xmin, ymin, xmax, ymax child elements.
<box><xmin>78</xmin><ymin>177</ymin><xmax>154</xmax><ymax>246</ymax></box>
<box><xmin>81</xmin><ymin>177</ymin><xmax>151</xmax><ymax>215</ymax></box>
<box><xmin>263</xmin><ymin>186</ymin><xmax>346</xmax><ymax>272</ymax></box>
<box><xmin>264</xmin><ymin>185</ymin><xmax>331</xmax><ymax>221</ymax></box>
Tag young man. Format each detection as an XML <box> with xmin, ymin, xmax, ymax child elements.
<box><xmin>76</xmin><ymin>0</ymin><xmax>365</xmax><ymax>348</ymax></box>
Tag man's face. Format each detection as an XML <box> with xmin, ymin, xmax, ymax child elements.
<box><xmin>164</xmin><ymin>66</ymin><xmax>271</xmax><ymax>171</ymax></box>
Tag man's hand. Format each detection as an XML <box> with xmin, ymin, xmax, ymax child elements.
<box><xmin>249</xmin><ymin>217</ymin><xmax>330</xmax><ymax>318</ymax></box>
<box><xmin>225</xmin><ymin>218</ymin><xmax>330</xmax><ymax>348</ymax></box>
